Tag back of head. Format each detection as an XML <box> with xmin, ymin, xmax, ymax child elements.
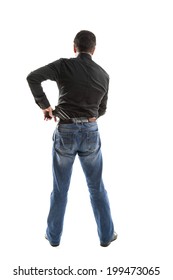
<box><xmin>74</xmin><ymin>30</ymin><xmax>96</xmax><ymax>53</ymax></box>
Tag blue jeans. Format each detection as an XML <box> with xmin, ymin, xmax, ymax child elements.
<box><xmin>46</xmin><ymin>122</ymin><xmax>114</xmax><ymax>245</ymax></box>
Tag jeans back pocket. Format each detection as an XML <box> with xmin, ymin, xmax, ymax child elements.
<box><xmin>87</xmin><ymin>131</ymin><xmax>100</xmax><ymax>152</ymax></box>
<box><xmin>54</xmin><ymin>132</ymin><xmax>74</xmax><ymax>154</ymax></box>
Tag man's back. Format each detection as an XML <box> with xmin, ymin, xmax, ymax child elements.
<box><xmin>54</xmin><ymin>53</ymin><xmax>109</xmax><ymax>118</ymax></box>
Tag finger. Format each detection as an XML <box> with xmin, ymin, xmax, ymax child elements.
<box><xmin>49</xmin><ymin>111</ymin><xmax>53</xmax><ymax>118</ymax></box>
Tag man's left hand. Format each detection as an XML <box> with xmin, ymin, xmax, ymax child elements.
<box><xmin>43</xmin><ymin>106</ymin><xmax>57</xmax><ymax>122</ymax></box>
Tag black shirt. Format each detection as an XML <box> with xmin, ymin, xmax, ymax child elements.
<box><xmin>27</xmin><ymin>53</ymin><xmax>109</xmax><ymax>118</ymax></box>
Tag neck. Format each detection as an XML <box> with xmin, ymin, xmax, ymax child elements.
<box><xmin>77</xmin><ymin>52</ymin><xmax>92</xmax><ymax>56</ymax></box>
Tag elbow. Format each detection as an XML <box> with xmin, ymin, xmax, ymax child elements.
<box><xmin>26</xmin><ymin>72</ymin><xmax>37</xmax><ymax>85</ymax></box>
<box><xmin>26</xmin><ymin>73</ymin><xmax>31</xmax><ymax>83</ymax></box>
<box><xmin>26</xmin><ymin>72</ymin><xmax>33</xmax><ymax>83</ymax></box>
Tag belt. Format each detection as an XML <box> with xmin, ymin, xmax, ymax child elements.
<box><xmin>59</xmin><ymin>117</ymin><xmax>96</xmax><ymax>124</ymax></box>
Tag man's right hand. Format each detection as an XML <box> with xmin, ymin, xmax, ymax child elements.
<box><xmin>88</xmin><ymin>117</ymin><xmax>97</xmax><ymax>122</ymax></box>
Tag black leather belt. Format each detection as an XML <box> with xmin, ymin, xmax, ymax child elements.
<box><xmin>59</xmin><ymin>117</ymin><xmax>95</xmax><ymax>124</ymax></box>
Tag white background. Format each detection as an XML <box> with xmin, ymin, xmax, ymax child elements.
<box><xmin>0</xmin><ymin>0</ymin><xmax>173</xmax><ymax>279</ymax></box>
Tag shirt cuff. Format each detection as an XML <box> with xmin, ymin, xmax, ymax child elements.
<box><xmin>35</xmin><ymin>96</ymin><xmax>50</xmax><ymax>109</ymax></box>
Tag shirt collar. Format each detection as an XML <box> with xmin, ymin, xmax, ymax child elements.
<box><xmin>77</xmin><ymin>52</ymin><xmax>92</xmax><ymax>60</ymax></box>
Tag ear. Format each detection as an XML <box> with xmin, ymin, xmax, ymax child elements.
<box><xmin>91</xmin><ymin>47</ymin><xmax>96</xmax><ymax>55</ymax></box>
<box><xmin>73</xmin><ymin>44</ymin><xmax>77</xmax><ymax>53</ymax></box>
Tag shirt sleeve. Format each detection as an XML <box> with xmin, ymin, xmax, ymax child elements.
<box><xmin>98</xmin><ymin>93</ymin><xmax>108</xmax><ymax>117</ymax></box>
<box><xmin>26</xmin><ymin>59</ymin><xmax>62</xmax><ymax>109</ymax></box>
<box><xmin>98</xmin><ymin>76</ymin><xmax>109</xmax><ymax>117</ymax></box>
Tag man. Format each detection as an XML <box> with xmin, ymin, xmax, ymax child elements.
<box><xmin>27</xmin><ymin>30</ymin><xmax>117</xmax><ymax>247</ymax></box>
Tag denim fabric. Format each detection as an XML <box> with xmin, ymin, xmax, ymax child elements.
<box><xmin>46</xmin><ymin>122</ymin><xmax>114</xmax><ymax>245</ymax></box>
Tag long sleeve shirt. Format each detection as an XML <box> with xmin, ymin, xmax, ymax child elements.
<box><xmin>26</xmin><ymin>53</ymin><xmax>109</xmax><ymax>118</ymax></box>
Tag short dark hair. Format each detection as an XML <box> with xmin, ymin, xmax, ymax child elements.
<box><xmin>74</xmin><ymin>30</ymin><xmax>96</xmax><ymax>53</ymax></box>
